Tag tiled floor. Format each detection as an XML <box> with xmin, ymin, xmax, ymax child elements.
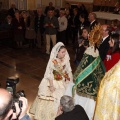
<box><xmin>0</xmin><ymin>42</ymin><xmax>76</xmax><ymax>119</ymax></box>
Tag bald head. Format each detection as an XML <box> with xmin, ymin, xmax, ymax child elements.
<box><xmin>0</xmin><ymin>88</ymin><xmax>11</xmax><ymax>105</ymax></box>
<box><xmin>101</xmin><ymin>24</ymin><xmax>111</xmax><ymax>37</ymax></box>
<box><xmin>0</xmin><ymin>88</ymin><xmax>12</xmax><ymax>120</ymax></box>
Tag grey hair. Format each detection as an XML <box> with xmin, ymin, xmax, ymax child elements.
<box><xmin>60</xmin><ymin>95</ymin><xmax>75</xmax><ymax>112</ymax></box>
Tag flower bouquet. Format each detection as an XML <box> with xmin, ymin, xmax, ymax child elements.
<box><xmin>53</xmin><ymin>70</ymin><xmax>62</xmax><ymax>81</ymax></box>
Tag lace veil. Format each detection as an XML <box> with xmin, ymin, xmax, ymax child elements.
<box><xmin>44</xmin><ymin>42</ymin><xmax>71</xmax><ymax>78</ymax></box>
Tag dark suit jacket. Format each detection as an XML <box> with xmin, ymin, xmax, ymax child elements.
<box><xmin>70</xmin><ymin>14</ymin><xmax>80</xmax><ymax>29</ymax></box>
<box><xmin>34</xmin><ymin>14</ymin><xmax>45</xmax><ymax>34</ymax></box>
<box><xmin>12</xmin><ymin>17</ymin><xmax>25</xmax><ymax>34</ymax></box>
<box><xmin>90</xmin><ymin>20</ymin><xmax>98</xmax><ymax>30</ymax></box>
<box><xmin>78</xmin><ymin>20</ymin><xmax>90</xmax><ymax>35</ymax></box>
<box><xmin>98</xmin><ymin>36</ymin><xmax>110</xmax><ymax>61</ymax></box>
<box><xmin>55</xmin><ymin>105</ymin><xmax>89</xmax><ymax>120</ymax></box>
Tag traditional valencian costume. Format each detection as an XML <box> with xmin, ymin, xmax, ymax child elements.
<box><xmin>94</xmin><ymin>60</ymin><xmax>120</xmax><ymax>120</ymax></box>
<box><xmin>65</xmin><ymin>24</ymin><xmax>106</xmax><ymax>120</ymax></box>
<box><xmin>29</xmin><ymin>42</ymin><xmax>73</xmax><ymax>120</ymax></box>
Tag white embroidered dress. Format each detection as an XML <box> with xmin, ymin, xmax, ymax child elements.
<box><xmin>30</xmin><ymin>42</ymin><xmax>73</xmax><ymax>120</ymax></box>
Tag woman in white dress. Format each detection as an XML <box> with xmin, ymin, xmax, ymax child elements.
<box><xmin>29</xmin><ymin>42</ymin><xmax>73</xmax><ymax>120</ymax></box>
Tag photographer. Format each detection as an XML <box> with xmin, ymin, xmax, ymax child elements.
<box><xmin>0</xmin><ymin>88</ymin><xmax>31</xmax><ymax>120</ymax></box>
<box><xmin>55</xmin><ymin>95</ymin><xmax>89</xmax><ymax>120</ymax></box>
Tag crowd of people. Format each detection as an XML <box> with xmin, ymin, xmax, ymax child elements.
<box><xmin>0</xmin><ymin>1</ymin><xmax>120</xmax><ymax>120</ymax></box>
<box><xmin>0</xmin><ymin>2</ymin><xmax>89</xmax><ymax>51</ymax></box>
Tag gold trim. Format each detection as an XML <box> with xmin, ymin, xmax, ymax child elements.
<box><xmin>89</xmin><ymin>24</ymin><xmax>102</xmax><ymax>47</ymax></box>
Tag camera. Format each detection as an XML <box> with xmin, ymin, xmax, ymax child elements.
<box><xmin>6</xmin><ymin>76</ymin><xmax>19</xmax><ymax>95</ymax></box>
<box><xmin>6</xmin><ymin>76</ymin><xmax>26</xmax><ymax>112</ymax></box>
<box><xmin>12</xmin><ymin>90</ymin><xmax>25</xmax><ymax>113</ymax></box>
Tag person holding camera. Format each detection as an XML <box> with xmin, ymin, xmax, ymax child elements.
<box><xmin>0</xmin><ymin>88</ymin><xmax>31</xmax><ymax>120</ymax></box>
<box><xmin>55</xmin><ymin>95</ymin><xmax>89</xmax><ymax>120</ymax></box>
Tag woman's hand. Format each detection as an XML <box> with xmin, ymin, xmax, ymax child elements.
<box><xmin>49</xmin><ymin>86</ymin><xmax>56</xmax><ymax>92</ymax></box>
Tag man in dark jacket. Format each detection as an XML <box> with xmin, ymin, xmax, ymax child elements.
<box><xmin>34</xmin><ymin>7</ymin><xmax>45</xmax><ymax>48</ymax></box>
<box><xmin>88</xmin><ymin>12</ymin><xmax>98</xmax><ymax>31</ymax></box>
<box><xmin>8</xmin><ymin>4</ymin><xmax>18</xmax><ymax>18</ymax></box>
<box><xmin>44</xmin><ymin>9</ymin><xmax>59</xmax><ymax>54</ymax></box>
<box><xmin>70</xmin><ymin>8</ymin><xmax>80</xmax><ymax>44</ymax></box>
<box><xmin>55</xmin><ymin>95</ymin><xmax>89</xmax><ymax>120</ymax></box>
<box><xmin>44</xmin><ymin>2</ymin><xmax>55</xmax><ymax>15</ymax></box>
<box><xmin>98</xmin><ymin>24</ymin><xmax>110</xmax><ymax>61</ymax></box>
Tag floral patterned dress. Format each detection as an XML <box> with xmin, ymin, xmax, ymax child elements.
<box><xmin>29</xmin><ymin>57</ymin><xmax>72</xmax><ymax>120</ymax></box>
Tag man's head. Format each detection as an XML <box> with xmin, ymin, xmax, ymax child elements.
<box><xmin>65</xmin><ymin>3</ymin><xmax>70</xmax><ymax>9</ymax></box>
<box><xmin>49</xmin><ymin>2</ymin><xmax>53</xmax><ymax>7</ymax></box>
<box><xmin>11</xmin><ymin>4</ymin><xmax>16</xmax><ymax>9</ymax></box>
<box><xmin>48</xmin><ymin>9</ymin><xmax>54</xmax><ymax>17</ymax></box>
<box><xmin>101</xmin><ymin>24</ymin><xmax>111</xmax><ymax>37</ymax></box>
<box><xmin>77</xmin><ymin>2</ymin><xmax>81</xmax><ymax>8</ymax></box>
<box><xmin>37</xmin><ymin>7</ymin><xmax>43</xmax><ymax>16</ymax></box>
<box><xmin>73</xmin><ymin>8</ymin><xmax>78</xmax><ymax>15</ymax></box>
<box><xmin>60</xmin><ymin>95</ymin><xmax>75</xmax><ymax>112</ymax></box>
<box><xmin>88</xmin><ymin>12</ymin><xmax>97</xmax><ymax>23</ymax></box>
<box><xmin>0</xmin><ymin>88</ymin><xmax>13</xmax><ymax>120</ymax></box>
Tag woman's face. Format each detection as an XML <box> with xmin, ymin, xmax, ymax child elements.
<box><xmin>57</xmin><ymin>48</ymin><xmax>66</xmax><ymax>59</ymax></box>
<box><xmin>82</xmin><ymin>29</ymin><xmax>88</xmax><ymax>38</ymax></box>
<box><xmin>66</xmin><ymin>10</ymin><xmax>70</xmax><ymax>15</ymax></box>
<box><xmin>22</xmin><ymin>13</ymin><xmax>27</xmax><ymax>18</ymax></box>
<box><xmin>109</xmin><ymin>38</ymin><xmax>114</xmax><ymax>47</ymax></box>
<box><xmin>79</xmin><ymin>16</ymin><xmax>84</xmax><ymax>23</ymax></box>
<box><xmin>15</xmin><ymin>12</ymin><xmax>20</xmax><ymax>18</ymax></box>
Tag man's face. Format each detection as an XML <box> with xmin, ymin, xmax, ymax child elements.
<box><xmin>49</xmin><ymin>2</ymin><xmax>53</xmax><ymax>7</ymax></box>
<box><xmin>11</xmin><ymin>4</ymin><xmax>16</xmax><ymax>9</ymax></box>
<box><xmin>48</xmin><ymin>10</ymin><xmax>54</xmax><ymax>17</ymax></box>
<box><xmin>101</xmin><ymin>25</ymin><xmax>108</xmax><ymax>37</ymax></box>
<box><xmin>77</xmin><ymin>3</ymin><xmax>81</xmax><ymax>7</ymax></box>
<box><xmin>15</xmin><ymin>12</ymin><xmax>19</xmax><ymax>18</ymax></box>
<box><xmin>65</xmin><ymin>4</ymin><xmax>70</xmax><ymax>9</ymax></box>
<box><xmin>37</xmin><ymin>8</ymin><xmax>42</xmax><ymax>15</ymax></box>
<box><xmin>73</xmin><ymin>9</ymin><xmax>77</xmax><ymax>15</ymax></box>
<box><xmin>88</xmin><ymin>13</ymin><xmax>93</xmax><ymax>22</ymax></box>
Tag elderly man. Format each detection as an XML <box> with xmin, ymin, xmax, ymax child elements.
<box><xmin>55</xmin><ymin>95</ymin><xmax>89</xmax><ymax>120</ymax></box>
<box><xmin>0</xmin><ymin>88</ymin><xmax>30</xmax><ymax>120</ymax></box>
<box><xmin>88</xmin><ymin>12</ymin><xmax>98</xmax><ymax>31</ymax></box>
<box><xmin>98</xmin><ymin>24</ymin><xmax>110</xmax><ymax>61</ymax></box>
